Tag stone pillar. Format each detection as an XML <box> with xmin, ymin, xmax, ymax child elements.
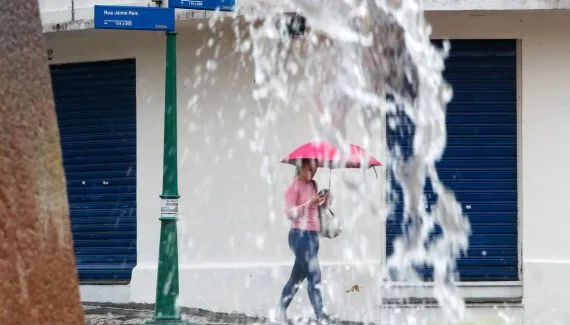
<box><xmin>0</xmin><ymin>1</ymin><xmax>85</xmax><ymax>325</ymax></box>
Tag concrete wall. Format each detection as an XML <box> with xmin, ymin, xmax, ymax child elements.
<box><xmin>44</xmin><ymin>10</ymin><xmax>570</xmax><ymax>324</ymax></box>
<box><xmin>39</xmin><ymin>0</ymin><xmax>570</xmax><ymax>32</ymax></box>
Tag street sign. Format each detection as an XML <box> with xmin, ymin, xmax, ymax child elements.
<box><xmin>169</xmin><ymin>0</ymin><xmax>235</xmax><ymax>12</ymax></box>
<box><xmin>94</xmin><ymin>5</ymin><xmax>175</xmax><ymax>32</ymax></box>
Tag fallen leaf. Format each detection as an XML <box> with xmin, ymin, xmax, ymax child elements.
<box><xmin>346</xmin><ymin>284</ymin><xmax>362</xmax><ymax>293</ymax></box>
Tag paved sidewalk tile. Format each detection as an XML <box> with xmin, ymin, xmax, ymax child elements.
<box><xmin>83</xmin><ymin>303</ymin><xmax>371</xmax><ymax>325</ymax></box>
<box><xmin>84</xmin><ymin>303</ymin><xmax>262</xmax><ymax>325</ymax></box>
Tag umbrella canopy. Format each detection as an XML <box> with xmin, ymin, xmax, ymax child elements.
<box><xmin>280</xmin><ymin>141</ymin><xmax>382</xmax><ymax>169</ymax></box>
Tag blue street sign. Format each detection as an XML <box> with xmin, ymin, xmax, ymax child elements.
<box><xmin>94</xmin><ymin>5</ymin><xmax>175</xmax><ymax>32</ymax></box>
<box><xmin>169</xmin><ymin>0</ymin><xmax>235</xmax><ymax>12</ymax></box>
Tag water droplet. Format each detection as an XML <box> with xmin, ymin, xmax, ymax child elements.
<box><xmin>237</xmin><ymin>129</ymin><xmax>245</xmax><ymax>139</ymax></box>
<box><xmin>240</xmin><ymin>39</ymin><xmax>251</xmax><ymax>52</ymax></box>
<box><xmin>343</xmin><ymin>247</ymin><xmax>354</xmax><ymax>260</ymax></box>
<box><xmin>187</xmin><ymin>122</ymin><xmax>198</xmax><ymax>132</ymax></box>
<box><xmin>255</xmin><ymin>235</ymin><xmax>265</xmax><ymax>249</ymax></box>
<box><xmin>206</xmin><ymin>60</ymin><xmax>218</xmax><ymax>71</ymax></box>
<box><xmin>238</xmin><ymin>108</ymin><xmax>247</xmax><ymax>120</ymax></box>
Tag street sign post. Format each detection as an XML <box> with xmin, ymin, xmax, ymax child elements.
<box><xmin>94</xmin><ymin>2</ymin><xmax>234</xmax><ymax>324</ymax></box>
<box><xmin>94</xmin><ymin>5</ymin><xmax>175</xmax><ymax>31</ymax></box>
<box><xmin>169</xmin><ymin>0</ymin><xmax>235</xmax><ymax>11</ymax></box>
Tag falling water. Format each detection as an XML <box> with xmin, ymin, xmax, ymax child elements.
<box><xmin>234</xmin><ymin>0</ymin><xmax>471</xmax><ymax>323</ymax></box>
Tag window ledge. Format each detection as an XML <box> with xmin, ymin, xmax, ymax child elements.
<box><xmin>381</xmin><ymin>281</ymin><xmax>522</xmax><ymax>305</ymax></box>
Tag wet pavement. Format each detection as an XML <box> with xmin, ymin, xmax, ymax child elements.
<box><xmin>83</xmin><ymin>303</ymin><xmax>369</xmax><ymax>325</ymax></box>
<box><xmin>83</xmin><ymin>302</ymin><xmax>262</xmax><ymax>324</ymax></box>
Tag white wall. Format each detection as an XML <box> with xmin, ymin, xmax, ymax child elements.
<box><xmin>39</xmin><ymin>0</ymin><xmax>72</xmax><ymax>24</ymax></box>
<box><xmin>45</xmin><ymin>10</ymin><xmax>570</xmax><ymax>324</ymax></box>
<box><xmin>39</xmin><ymin>0</ymin><xmax>570</xmax><ymax>32</ymax></box>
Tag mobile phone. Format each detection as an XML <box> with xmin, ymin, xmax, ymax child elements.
<box><xmin>318</xmin><ymin>189</ymin><xmax>330</xmax><ymax>197</ymax></box>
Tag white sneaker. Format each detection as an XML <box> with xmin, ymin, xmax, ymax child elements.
<box><xmin>317</xmin><ymin>313</ymin><xmax>335</xmax><ymax>325</ymax></box>
<box><xmin>272</xmin><ymin>305</ymin><xmax>288</xmax><ymax>324</ymax></box>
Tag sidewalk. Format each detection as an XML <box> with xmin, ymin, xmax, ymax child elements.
<box><xmin>83</xmin><ymin>303</ymin><xmax>368</xmax><ymax>325</ymax></box>
<box><xmin>83</xmin><ymin>302</ymin><xmax>263</xmax><ymax>324</ymax></box>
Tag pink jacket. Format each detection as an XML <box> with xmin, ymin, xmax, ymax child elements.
<box><xmin>284</xmin><ymin>177</ymin><xmax>320</xmax><ymax>231</ymax></box>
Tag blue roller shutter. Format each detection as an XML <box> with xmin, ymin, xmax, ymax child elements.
<box><xmin>50</xmin><ymin>59</ymin><xmax>137</xmax><ymax>283</ymax></box>
<box><xmin>386</xmin><ymin>40</ymin><xmax>518</xmax><ymax>281</ymax></box>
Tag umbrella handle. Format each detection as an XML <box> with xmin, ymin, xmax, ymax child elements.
<box><xmin>372</xmin><ymin>166</ymin><xmax>378</xmax><ymax>179</ymax></box>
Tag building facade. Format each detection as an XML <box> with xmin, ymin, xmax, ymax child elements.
<box><xmin>41</xmin><ymin>1</ymin><xmax>570</xmax><ymax>324</ymax></box>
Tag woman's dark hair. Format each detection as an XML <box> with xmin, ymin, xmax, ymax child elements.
<box><xmin>295</xmin><ymin>159</ymin><xmax>314</xmax><ymax>176</ymax></box>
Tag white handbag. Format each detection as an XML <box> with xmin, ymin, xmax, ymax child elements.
<box><xmin>318</xmin><ymin>205</ymin><xmax>342</xmax><ymax>239</ymax></box>
<box><xmin>311</xmin><ymin>180</ymin><xmax>342</xmax><ymax>239</ymax></box>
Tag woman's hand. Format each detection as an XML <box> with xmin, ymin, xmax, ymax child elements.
<box><xmin>321</xmin><ymin>193</ymin><xmax>332</xmax><ymax>207</ymax></box>
<box><xmin>310</xmin><ymin>194</ymin><xmax>323</xmax><ymax>204</ymax></box>
<box><xmin>311</xmin><ymin>193</ymin><xmax>328</xmax><ymax>205</ymax></box>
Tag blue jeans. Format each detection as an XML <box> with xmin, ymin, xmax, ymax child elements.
<box><xmin>279</xmin><ymin>228</ymin><xmax>324</xmax><ymax>319</ymax></box>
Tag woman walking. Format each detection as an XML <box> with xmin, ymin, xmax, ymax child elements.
<box><xmin>276</xmin><ymin>159</ymin><xmax>331</xmax><ymax>324</ymax></box>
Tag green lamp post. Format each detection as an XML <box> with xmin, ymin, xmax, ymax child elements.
<box><xmin>146</xmin><ymin>30</ymin><xmax>190</xmax><ymax>325</ymax></box>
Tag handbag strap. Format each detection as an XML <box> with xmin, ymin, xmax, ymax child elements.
<box><xmin>310</xmin><ymin>179</ymin><xmax>318</xmax><ymax>192</ymax></box>
<box><xmin>310</xmin><ymin>180</ymin><xmax>334</xmax><ymax>216</ymax></box>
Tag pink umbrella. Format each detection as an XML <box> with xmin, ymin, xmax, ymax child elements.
<box><xmin>281</xmin><ymin>141</ymin><xmax>382</xmax><ymax>189</ymax></box>
<box><xmin>280</xmin><ymin>141</ymin><xmax>382</xmax><ymax>169</ymax></box>
<box><xmin>346</xmin><ymin>144</ymin><xmax>383</xmax><ymax>169</ymax></box>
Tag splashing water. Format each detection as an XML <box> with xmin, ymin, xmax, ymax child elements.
<box><xmin>231</xmin><ymin>0</ymin><xmax>471</xmax><ymax>323</ymax></box>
